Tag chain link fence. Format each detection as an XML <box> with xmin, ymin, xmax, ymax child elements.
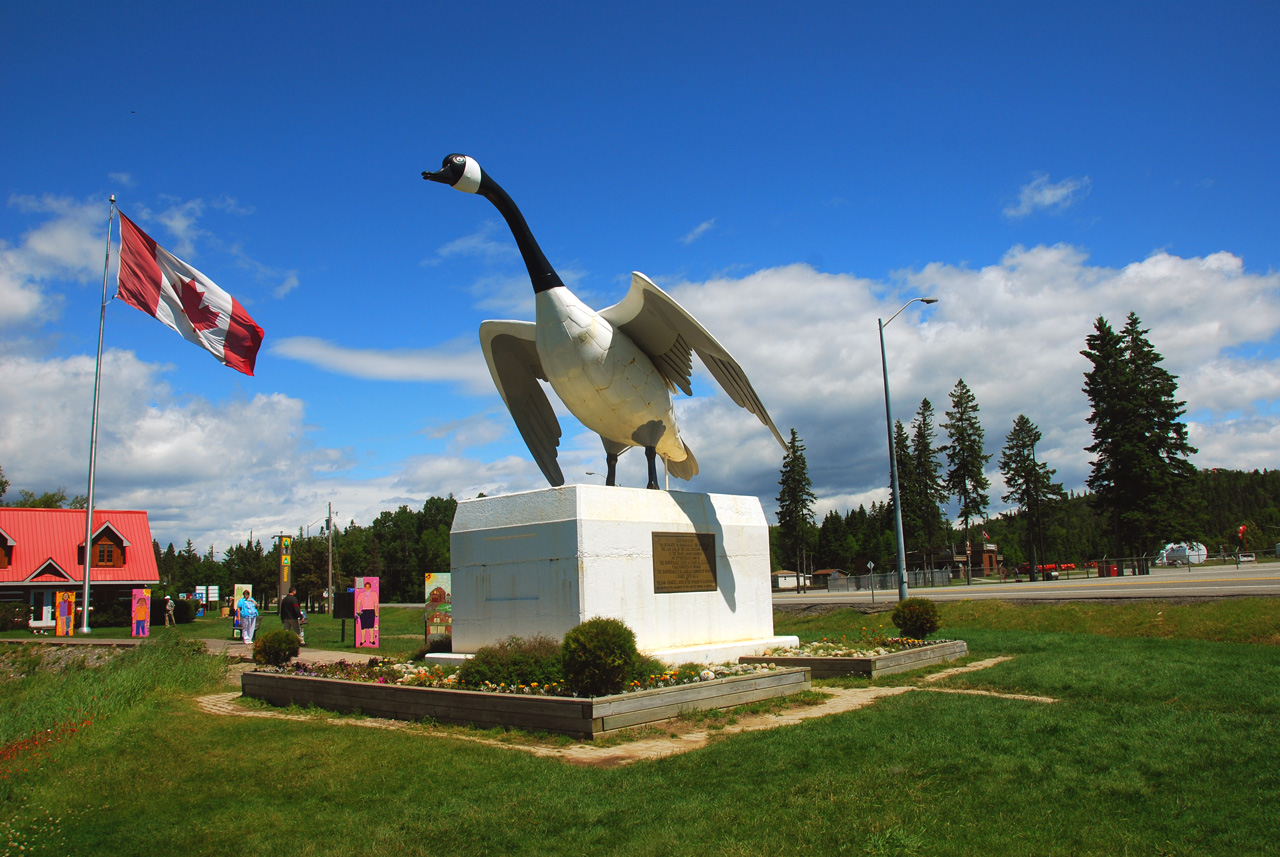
<box><xmin>826</xmin><ymin>568</ymin><xmax>951</xmax><ymax>592</ymax></box>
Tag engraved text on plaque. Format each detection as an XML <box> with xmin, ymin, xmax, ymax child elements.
<box><xmin>652</xmin><ymin>532</ymin><xmax>718</xmax><ymax>593</ymax></box>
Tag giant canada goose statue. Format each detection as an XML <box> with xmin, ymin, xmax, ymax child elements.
<box><xmin>423</xmin><ymin>154</ymin><xmax>787</xmax><ymax>489</ymax></box>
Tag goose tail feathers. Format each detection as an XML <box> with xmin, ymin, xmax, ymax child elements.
<box><xmin>666</xmin><ymin>444</ymin><xmax>698</xmax><ymax>481</ymax></box>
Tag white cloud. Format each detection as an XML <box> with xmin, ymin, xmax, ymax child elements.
<box><xmin>0</xmin><ymin>195</ymin><xmax>111</xmax><ymax>327</ymax></box>
<box><xmin>426</xmin><ymin>221</ymin><xmax>520</xmax><ymax>266</ymax></box>
<box><xmin>270</xmin><ymin>335</ymin><xmax>492</xmax><ymax>389</ymax></box>
<box><xmin>146</xmin><ymin>198</ymin><xmax>206</xmax><ymax>257</ymax></box>
<box><xmin>0</xmin><ymin>348</ymin><xmax>527</xmax><ymax>552</ymax></box>
<box><xmin>680</xmin><ymin>218</ymin><xmax>717</xmax><ymax>245</ymax></box>
<box><xmin>1004</xmin><ymin>173</ymin><xmax>1092</xmax><ymax>218</ymax></box>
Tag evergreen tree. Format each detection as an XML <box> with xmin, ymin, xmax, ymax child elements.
<box><xmin>908</xmin><ymin>398</ymin><xmax>947</xmax><ymax>565</ymax></box>
<box><xmin>941</xmin><ymin>379</ymin><xmax>991</xmax><ymax>580</ymax></box>
<box><xmin>775</xmin><ymin>428</ymin><xmax>817</xmax><ymax>574</ymax></box>
<box><xmin>1082</xmin><ymin>313</ymin><xmax>1197</xmax><ymax>555</ymax></box>
<box><xmin>0</xmin><ymin>464</ymin><xmax>7</xmax><ymax>503</ymax></box>
<box><xmin>815</xmin><ymin>510</ymin><xmax>851</xmax><ymax>570</ymax></box>
<box><xmin>999</xmin><ymin>414</ymin><xmax>1065</xmax><ymax>572</ymax></box>
<box><xmin>891</xmin><ymin>418</ymin><xmax>915</xmax><ymax>539</ymax></box>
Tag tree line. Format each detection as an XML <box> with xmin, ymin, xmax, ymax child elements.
<box><xmin>774</xmin><ymin>311</ymin><xmax>1276</xmax><ymax>573</ymax></box>
<box><xmin>150</xmin><ymin>496</ymin><xmax>458</xmax><ymax>606</ymax></box>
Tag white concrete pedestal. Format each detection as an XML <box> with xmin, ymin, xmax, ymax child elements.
<box><xmin>449</xmin><ymin>485</ymin><xmax>797</xmax><ymax>664</ymax></box>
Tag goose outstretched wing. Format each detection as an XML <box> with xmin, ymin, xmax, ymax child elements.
<box><xmin>598</xmin><ymin>272</ymin><xmax>786</xmax><ymax>450</ymax></box>
<box><xmin>479</xmin><ymin>320</ymin><xmax>564</xmax><ymax>486</ymax></box>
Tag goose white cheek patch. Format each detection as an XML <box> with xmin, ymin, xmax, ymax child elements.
<box><xmin>454</xmin><ymin>156</ymin><xmax>483</xmax><ymax>193</ymax></box>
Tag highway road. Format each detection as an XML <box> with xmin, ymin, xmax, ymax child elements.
<box><xmin>773</xmin><ymin>562</ymin><xmax>1280</xmax><ymax>608</ymax></box>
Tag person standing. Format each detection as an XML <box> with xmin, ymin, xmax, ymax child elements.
<box><xmin>164</xmin><ymin>596</ymin><xmax>176</xmax><ymax>627</ymax></box>
<box><xmin>280</xmin><ymin>586</ymin><xmax>302</xmax><ymax>643</ymax></box>
<box><xmin>236</xmin><ymin>590</ymin><xmax>259</xmax><ymax>646</ymax></box>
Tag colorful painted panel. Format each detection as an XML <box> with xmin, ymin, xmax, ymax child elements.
<box><xmin>131</xmin><ymin>588</ymin><xmax>151</xmax><ymax>638</ymax></box>
<box><xmin>55</xmin><ymin>591</ymin><xmax>75</xmax><ymax>636</ymax></box>
<box><xmin>424</xmin><ymin>572</ymin><xmax>452</xmax><ymax>636</ymax></box>
<box><xmin>354</xmin><ymin>576</ymin><xmax>379</xmax><ymax>648</ymax></box>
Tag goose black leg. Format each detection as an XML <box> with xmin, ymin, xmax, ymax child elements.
<box><xmin>605</xmin><ymin>452</ymin><xmax>618</xmax><ymax>486</ymax></box>
<box><xmin>645</xmin><ymin>446</ymin><xmax>660</xmax><ymax>489</ymax></box>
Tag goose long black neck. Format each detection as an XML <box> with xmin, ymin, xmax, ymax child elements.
<box><xmin>479</xmin><ymin>177</ymin><xmax>564</xmax><ymax>295</ymax></box>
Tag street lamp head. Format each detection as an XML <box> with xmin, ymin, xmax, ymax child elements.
<box><xmin>921</xmin><ymin>298</ymin><xmax>938</xmax><ymax>305</ymax></box>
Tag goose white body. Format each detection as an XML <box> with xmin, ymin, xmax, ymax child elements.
<box><xmin>535</xmin><ymin>286</ymin><xmax>688</xmax><ymax>463</ymax></box>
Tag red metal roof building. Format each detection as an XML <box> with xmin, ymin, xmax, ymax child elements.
<box><xmin>0</xmin><ymin>508</ymin><xmax>160</xmax><ymax>628</ymax></box>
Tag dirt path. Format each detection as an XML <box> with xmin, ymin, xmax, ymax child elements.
<box><xmin>197</xmin><ymin>656</ymin><xmax>1051</xmax><ymax>768</ymax></box>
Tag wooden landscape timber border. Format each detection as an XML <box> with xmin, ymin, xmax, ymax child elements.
<box><xmin>740</xmin><ymin>640</ymin><xmax>968</xmax><ymax>678</ymax></box>
<box><xmin>241</xmin><ymin>667</ymin><xmax>811</xmax><ymax>739</ymax></box>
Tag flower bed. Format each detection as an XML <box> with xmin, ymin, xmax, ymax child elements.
<box><xmin>254</xmin><ymin>657</ymin><xmax>774</xmax><ymax>697</ymax></box>
<box><xmin>241</xmin><ymin>666</ymin><xmax>812</xmax><ymax>738</ymax></box>
<box><xmin>740</xmin><ymin>640</ymin><xmax>968</xmax><ymax>678</ymax></box>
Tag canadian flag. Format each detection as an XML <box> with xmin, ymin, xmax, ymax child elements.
<box><xmin>116</xmin><ymin>212</ymin><xmax>264</xmax><ymax>376</ymax></box>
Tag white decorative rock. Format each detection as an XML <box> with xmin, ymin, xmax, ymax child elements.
<box><xmin>449</xmin><ymin>485</ymin><xmax>798</xmax><ymax>664</ymax></box>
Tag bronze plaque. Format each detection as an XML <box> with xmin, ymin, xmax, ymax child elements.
<box><xmin>652</xmin><ymin>532</ymin><xmax>718</xmax><ymax>593</ymax></box>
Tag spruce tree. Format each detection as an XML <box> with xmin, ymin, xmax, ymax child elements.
<box><xmin>941</xmin><ymin>379</ymin><xmax>991</xmax><ymax>581</ymax></box>
<box><xmin>891</xmin><ymin>418</ymin><xmax>916</xmax><ymax>543</ymax></box>
<box><xmin>1082</xmin><ymin>313</ymin><xmax>1197</xmax><ymax>555</ymax></box>
<box><xmin>999</xmin><ymin>414</ymin><xmax>1065</xmax><ymax>573</ymax></box>
<box><xmin>908</xmin><ymin>398</ymin><xmax>947</xmax><ymax>566</ymax></box>
<box><xmin>775</xmin><ymin>428</ymin><xmax>817</xmax><ymax>575</ymax></box>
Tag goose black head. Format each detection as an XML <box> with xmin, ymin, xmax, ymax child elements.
<box><xmin>422</xmin><ymin>154</ymin><xmax>483</xmax><ymax>193</ymax></box>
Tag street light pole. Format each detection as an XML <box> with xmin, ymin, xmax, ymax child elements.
<box><xmin>879</xmin><ymin>297</ymin><xmax>938</xmax><ymax>602</ymax></box>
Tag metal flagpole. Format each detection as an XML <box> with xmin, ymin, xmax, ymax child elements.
<box><xmin>80</xmin><ymin>195</ymin><xmax>117</xmax><ymax>633</ymax></box>
<box><xmin>326</xmin><ymin>502</ymin><xmax>334</xmax><ymax>615</ymax></box>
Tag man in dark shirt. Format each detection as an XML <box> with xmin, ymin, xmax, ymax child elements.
<box><xmin>280</xmin><ymin>587</ymin><xmax>303</xmax><ymax>642</ymax></box>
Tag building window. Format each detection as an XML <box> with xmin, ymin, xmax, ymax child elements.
<box><xmin>92</xmin><ymin>540</ymin><xmax>122</xmax><ymax>568</ymax></box>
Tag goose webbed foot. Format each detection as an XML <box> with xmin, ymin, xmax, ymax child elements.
<box><xmin>645</xmin><ymin>446</ymin><xmax>660</xmax><ymax>490</ymax></box>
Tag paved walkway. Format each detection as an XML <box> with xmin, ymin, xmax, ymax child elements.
<box><xmin>197</xmin><ymin>638</ymin><xmax>376</xmax><ymax>665</ymax></box>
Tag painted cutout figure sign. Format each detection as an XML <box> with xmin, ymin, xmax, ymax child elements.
<box><xmin>55</xmin><ymin>591</ymin><xmax>75</xmax><ymax>637</ymax></box>
<box><xmin>424</xmin><ymin>572</ymin><xmax>452</xmax><ymax>636</ymax></box>
<box><xmin>355</xmin><ymin>577</ymin><xmax>379</xmax><ymax>648</ymax></box>
<box><xmin>131</xmin><ymin>588</ymin><xmax>152</xmax><ymax>638</ymax></box>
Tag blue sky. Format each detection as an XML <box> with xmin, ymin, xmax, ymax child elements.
<box><xmin>3</xmin><ymin>2</ymin><xmax>1278</xmax><ymax>552</ymax></box>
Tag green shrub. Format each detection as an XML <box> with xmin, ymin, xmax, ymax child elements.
<box><xmin>172</xmin><ymin>599</ymin><xmax>198</xmax><ymax>624</ymax></box>
<box><xmin>427</xmin><ymin>634</ymin><xmax>452</xmax><ymax>654</ymax></box>
<box><xmin>253</xmin><ymin>629</ymin><xmax>301</xmax><ymax>667</ymax></box>
<box><xmin>0</xmin><ymin>602</ymin><xmax>28</xmax><ymax>632</ymax></box>
<box><xmin>458</xmin><ymin>635</ymin><xmax>562</xmax><ymax>688</ymax></box>
<box><xmin>91</xmin><ymin>599</ymin><xmax>130</xmax><ymax>628</ymax></box>
<box><xmin>562</xmin><ymin>617</ymin><xmax>640</xmax><ymax>697</ymax></box>
<box><xmin>891</xmin><ymin>597</ymin><xmax>941</xmax><ymax>638</ymax></box>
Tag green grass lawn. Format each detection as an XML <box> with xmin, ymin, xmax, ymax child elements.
<box><xmin>2</xmin><ymin>599</ymin><xmax>1278</xmax><ymax>856</ymax></box>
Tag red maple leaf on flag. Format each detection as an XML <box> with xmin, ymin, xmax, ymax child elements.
<box><xmin>178</xmin><ymin>279</ymin><xmax>221</xmax><ymax>331</ymax></box>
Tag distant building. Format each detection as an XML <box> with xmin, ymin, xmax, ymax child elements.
<box><xmin>943</xmin><ymin>542</ymin><xmax>1003</xmax><ymax>578</ymax></box>
<box><xmin>0</xmin><ymin>508</ymin><xmax>160</xmax><ymax>629</ymax></box>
